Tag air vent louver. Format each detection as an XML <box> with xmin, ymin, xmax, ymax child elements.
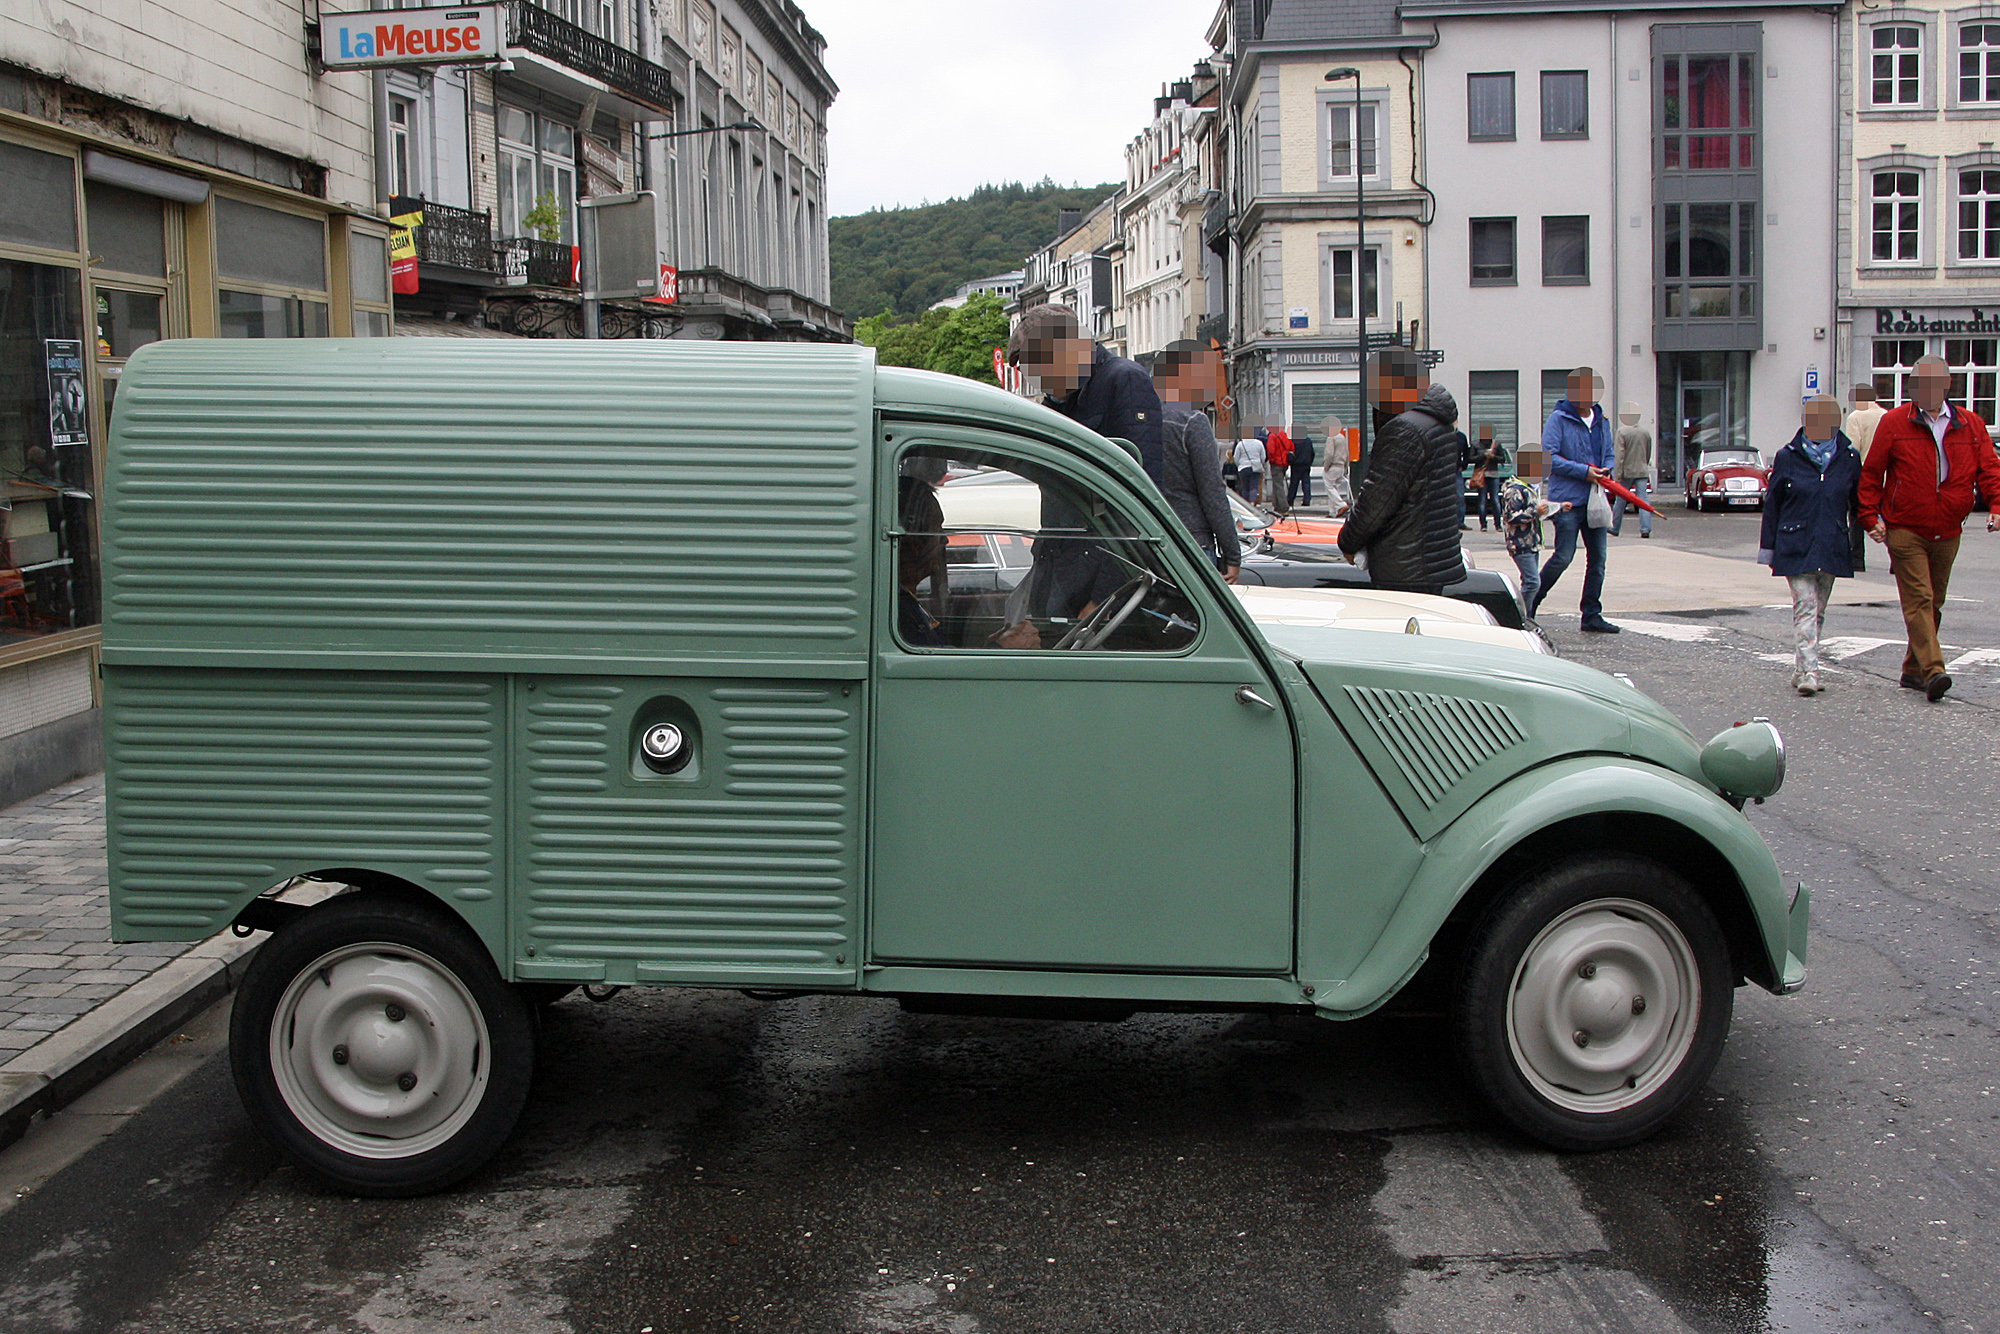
<box><xmin>1343</xmin><ymin>686</ymin><xmax>1527</xmax><ymax>808</ymax></box>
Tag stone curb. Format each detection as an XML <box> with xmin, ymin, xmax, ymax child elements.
<box><xmin>0</xmin><ymin>932</ymin><xmax>258</xmax><ymax>1151</ymax></box>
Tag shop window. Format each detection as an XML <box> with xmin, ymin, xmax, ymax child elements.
<box><xmin>1945</xmin><ymin>338</ymin><xmax>2000</xmax><ymax>422</ymax></box>
<box><xmin>349</xmin><ymin>228</ymin><xmax>393</xmax><ymax>337</ymax></box>
<box><xmin>1540</xmin><ymin>71</ymin><xmax>1588</xmax><ymax>139</ymax></box>
<box><xmin>1470</xmin><ymin>217</ymin><xmax>1516</xmax><ymax>284</ymax></box>
<box><xmin>1873</xmin><ymin>25</ymin><xmax>1924</xmax><ymax>107</ymax></box>
<box><xmin>0</xmin><ymin>141</ymin><xmax>79</xmax><ymax>253</ymax></box>
<box><xmin>0</xmin><ymin>259</ymin><xmax>97</xmax><ymax>643</ymax></box>
<box><xmin>84</xmin><ymin>182</ymin><xmax>164</xmax><ymax>277</ymax></box>
<box><xmin>1958</xmin><ymin>169</ymin><xmax>2000</xmax><ymax>261</ymax></box>
<box><xmin>95</xmin><ymin>289</ymin><xmax>162</xmax><ymax>358</ymax></box>
<box><xmin>216</xmin><ymin>197</ymin><xmax>326</xmax><ymax>291</ymax></box>
<box><xmin>1542</xmin><ymin>215</ymin><xmax>1589</xmax><ymax>284</ymax></box>
<box><xmin>1873</xmin><ymin>171</ymin><xmax>1922</xmax><ymax>262</ymax></box>
<box><xmin>1468</xmin><ymin>72</ymin><xmax>1515</xmax><ymax>140</ymax></box>
<box><xmin>892</xmin><ymin>447</ymin><xmax>1199</xmax><ymax>655</ymax></box>
<box><xmin>218</xmin><ymin>291</ymin><xmax>330</xmax><ymax>338</ymax></box>
<box><xmin>1873</xmin><ymin>338</ymin><xmax>1925</xmax><ymax>404</ymax></box>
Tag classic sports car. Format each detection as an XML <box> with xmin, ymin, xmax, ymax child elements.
<box><xmin>1685</xmin><ymin>449</ymin><xmax>1769</xmax><ymax>511</ymax></box>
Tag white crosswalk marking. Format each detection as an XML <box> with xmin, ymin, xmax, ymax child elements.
<box><xmin>1945</xmin><ymin>647</ymin><xmax>2000</xmax><ymax>671</ymax></box>
<box><xmin>1818</xmin><ymin>636</ymin><xmax>1902</xmax><ymax>660</ymax></box>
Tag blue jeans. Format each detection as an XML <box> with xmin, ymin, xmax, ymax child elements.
<box><xmin>1287</xmin><ymin>467</ymin><xmax>1313</xmax><ymax>507</ymax></box>
<box><xmin>1611</xmin><ymin>477</ymin><xmax>1652</xmax><ymax>535</ymax></box>
<box><xmin>1477</xmin><ymin>477</ymin><xmax>1501</xmax><ymax>529</ymax></box>
<box><xmin>1535</xmin><ymin>507</ymin><xmax>1610</xmax><ymax>622</ymax></box>
<box><xmin>1511</xmin><ymin>549</ymin><xmax>1542</xmax><ymax>614</ymax></box>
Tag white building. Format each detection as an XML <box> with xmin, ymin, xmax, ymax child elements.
<box><xmin>1837</xmin><ymin>0</ymin><xmax>2000</xmax><ymax>425</ymax></box>
<box><xmin>0</xmin><ymin>0</ymin><xmax>389</xmax><ymax>803</ymax></box>
<box><xmin>1014</xmin><ymin>194</ymin><xmax>1122</xmax><ymax>352</ymax></box>
<box><xmin>1414</xmin><ymin>0</ymin><xmax>1838</xmax><ymax>481</ymax></box>
<box><xmin>1116</xmin><ymin>74</ymin><xmax>1218</xmax><ymax>362</ymax></box>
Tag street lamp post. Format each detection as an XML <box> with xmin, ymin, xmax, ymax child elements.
<box><xmin>1325</xmin><ymin>67</ymin><xmax>1366</xmax><ymax>489</ymax></box>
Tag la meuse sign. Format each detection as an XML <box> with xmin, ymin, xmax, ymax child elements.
<box><xmin>318</xmin><ymin>7</ymin><xmax>500</xmax><ymax>70</ymax></box>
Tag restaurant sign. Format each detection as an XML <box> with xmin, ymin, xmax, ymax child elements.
<box><xmin>317</xmin><ymin>7</ymin><xmax>501</xmax><ymax>70</ymax></box>
<box><xmin>1876</xmin><ymin>308</ymin><xmax>2000</xmax><ymax>335</ymax></box>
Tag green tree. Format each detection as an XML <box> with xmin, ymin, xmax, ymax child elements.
<box><xmin>854</xmin><ymin>292</ymin><xmax>1011</xmax><ymax>387</ymax></box>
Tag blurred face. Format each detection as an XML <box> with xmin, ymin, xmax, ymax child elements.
<box><xmin>1157</xmin><ymin>351</ymin><xmax>1220</xmax><ymax>405</ymax></box>
<box><xmin>1913</xmin><ymin>362</ymin><xmax>1950</xmax><ymax>413</ymax></box>
<box><xmin>1021</xmin><ymin>336</ymin><xmax>1093</xmax><ymax>397</ymax></box>
<box><xmin>1619</xmin><ymin>409</ymin><xmax>1639</xmax><ymax>426</ymax></box>
<box><xmin>1801</xmin><ymin>397</ymin><xmax>1841</xmax><ymax>442</ymax></box>
<box><xmin>1567</xmin><ymin>368</ymin><xmax>1603</xmax><ymax>406</ymax></box>
<box><xmin>1478</xmin><ymin>424</ymin><xmax>1494</xmax><ymax>443</ymax></box>
<box><xmin>1366</xmin><ymin>361</ymin><xmax>1429</xmax><ymax>412</ymax></box>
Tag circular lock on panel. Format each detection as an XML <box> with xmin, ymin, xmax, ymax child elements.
<box><xmin>639</xmin><ymin>722</ymin><xmax>691</xmax><ymax>774</ymax></box>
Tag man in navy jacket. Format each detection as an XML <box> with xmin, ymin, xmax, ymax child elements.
<box><xmin>1535</xmin><ymin>366</ymin><xmax>1620</xmax><ymax>632</ymax></box>
<box><xmin>1007</xmin><ymin>304</ymin><xmax>1164</xmax><ymax>485</ymax></box>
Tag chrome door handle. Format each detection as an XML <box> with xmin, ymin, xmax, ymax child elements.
<box><xmin>1235</xmin><ymin>685</ymin><xmax>1276</xmax><ymax>711</ymax></box>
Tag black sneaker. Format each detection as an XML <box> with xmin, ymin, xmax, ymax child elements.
<box><xmin>1900</xmin><ymin>672</ymin><xmax>1925</xmax><ymax>690</ymax></box>
<box><xmin>1580</xmin><ymin>619</ymin><xmax>1622</xmax><ymax>634</ymax></box>
<box><xmin>1925</xmin><ymin>672</ymin><xmax>1953</xmax><ymax>701</ymax></box>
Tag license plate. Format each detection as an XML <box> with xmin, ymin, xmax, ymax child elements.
<box><xmin>1727</xmin><ymin>495</ymin><xmax>1758</xmax><ymax>505</ymax></box>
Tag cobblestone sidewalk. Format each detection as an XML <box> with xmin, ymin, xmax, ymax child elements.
<box><xmin>0</xmin><ymin>775</ymin><xmax>192</xmax><ymax>1059</ymax></box>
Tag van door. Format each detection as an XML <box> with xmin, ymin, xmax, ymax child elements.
<box><xmin>869</xmin><ymin>429</ymin><xmax>1295</xmax><ymax>974</ymax></box>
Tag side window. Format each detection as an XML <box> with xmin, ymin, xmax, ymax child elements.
<box><xmin>893</xmin><ymin>445</ymin><xmax>1199</xmax><ymax>653</ymax></box>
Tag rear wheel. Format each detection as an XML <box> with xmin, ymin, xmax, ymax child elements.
<box><xmin>1452</xmin><ymin>854</ymin><xmax>1732</xmax><ymax>1150</ymax></box>
<box><xmin>231</xmin><ymin>894</ymin><xmax>534</xmax><ymax>1196</ymax></box>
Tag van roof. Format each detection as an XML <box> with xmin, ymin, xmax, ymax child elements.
<box><xmin>874</xmin><ymin>365</ymin><xmax>1146</xmax><ymax>471</ymax></box>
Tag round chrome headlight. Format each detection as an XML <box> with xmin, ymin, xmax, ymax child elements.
<box><xmin>1701</xmin><ymin>719</ymin><xmax>1785</xmax><ymax>801</ymax></box>
<box><xmin>1703</xmin><ymin>471</ymin><xmax>1718</xmax><ymax>487</ymax></box>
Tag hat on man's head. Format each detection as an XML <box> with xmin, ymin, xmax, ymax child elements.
<box><xmin>1006</xmin><ymin>304</ymin><xmax>1081</xmax><ymax>365</ymax></box>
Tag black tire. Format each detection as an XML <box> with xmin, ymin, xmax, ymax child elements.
<box><xmin>1452</xmin><ymin>853</ymin><xmax>1733</xmax><ymax>1151</ymax></box>
<box><xmin>515</xmin><ymin>982</ymin><xmax>576</xmax><ymax>1010</ymax></box>
<box><xmin>231</xmin><ymin>893</ymin><xmax>535</xmax><ymax>1196</ymax></box>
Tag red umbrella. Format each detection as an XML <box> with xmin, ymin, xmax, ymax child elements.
<box><xmin>1596</xmin><ymin>474</ymin><xmax>1662</xmax><ymax>516</ymax></box>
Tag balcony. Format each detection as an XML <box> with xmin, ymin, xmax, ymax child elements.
<box><xmin>504</xmin><ymin>1</ymin><xmax>677</xmax><ymax>119</ymax></box>
<box><xmin>409</xmin><ymin>200</ymin><xmax>497</xmax><ymax>275</ymax></box>
<box><xmin>493</xmin><ymin>237</ymin><xmax>576</xmax><ymax>288</ymax></box>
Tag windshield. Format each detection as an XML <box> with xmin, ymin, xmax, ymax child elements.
<box><xmin>1697</xmin><ymin>450</ymin><xmax>1759</xmax><ymax>469</ymax></box>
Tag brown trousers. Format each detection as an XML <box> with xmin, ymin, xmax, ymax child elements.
<box><xmin>1885</xmin><ymin>527</ymin><xmax>1961</xmax><ymax>679</ymax></box>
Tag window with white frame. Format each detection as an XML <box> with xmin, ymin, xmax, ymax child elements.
<box><xmin>1873</xmin><ymin>25</ymin><xmax>1923</xmax><ymax>106</ymax></box>
<box><xmin>1873</xmin><ymin>171</ymin><xmax>1922</xmax><ymax>261</ymax></box>
<box><xmin>1328</xmin><ymin>102</ymin><xmax>1381</xmax><ymax>180</ymax></box>
<box><xmin>496</xmin><ymin>106</ymin><xmax>575</xmax><ymax>244</ymax></box>
<box><xmin>389</xmin><ymin>98</ymin><xmax>413</xmax><ymax>199</ymax></box>
<box><xmin>1965</xmin><ymin>24</ymin><xmax>2000</xmax><ymax>103</ymax></box>
<box><xmin>1326</xmin><ymin>246</ymin><xmax>1379</xmax><ymax>320</ymax></box>
<box><xmin>1961</xmin><ymin>168</ymin><xmax>2000</xmax><ymax>259</ymax></box>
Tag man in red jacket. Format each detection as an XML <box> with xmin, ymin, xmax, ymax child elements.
<box><xmin>1860</xmin><ymin>353</ymin><xmax>2000</xmax><ymax>700</ymax></box>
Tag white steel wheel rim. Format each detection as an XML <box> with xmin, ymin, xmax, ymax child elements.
<box><xmin>269</xmin><ymin>942</ymin><xmax>490</xmax><ymax>1160</ymax></box>
<box><xmin>1505</xmin><ymin>898</ymin><xmax>1700</xmax><ymax>1115</ymax></box>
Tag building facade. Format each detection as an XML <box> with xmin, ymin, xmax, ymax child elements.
<box><xmin>1837</xmin><ymin>0</ymin><xmax>2000</xmax><ymax>425</ymax></box>
<box><xmin>1116</xmin><ymin>73</ymin><xmax>1220</xmax><ymax>363</ymax></box>
<box><xmin>1210</xmin><ymin>0</ymin><xmax>1436</xmax><ymax>442</ymax></box>
<box><xmin>1415</xmin><ymin>0</ymin><xmax>1837</xmax><ymax>483</ymax></box>
<box><xmin>1015</xmin><ymin>194</ymin><xmax>1123</xmax><ymax>348</ymax></box>
<box><xmin>0</xmin><ymin>0</ymin><xmax>392</xmax><ymax>803</ymax></box>
<box><xmin>392</xmin><ymin>0</ymin><xmax>845</xmax><ymax>341</ymax></box>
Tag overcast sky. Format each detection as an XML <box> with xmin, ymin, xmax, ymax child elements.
<box><xmin>810</xmin><ymin>1</ymin><xmax>1222</xmax><ymax>217</ymax></box>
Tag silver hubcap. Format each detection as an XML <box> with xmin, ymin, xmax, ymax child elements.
<box><xmin>269</xmin><ymin>943</ymin><xmax>489</xmax><ymax>1159</ymax></box>
<box><xmin>1506</xmin><ymin>898</ymin><xmax>1699</xmax><ymax>1114</ymax></box>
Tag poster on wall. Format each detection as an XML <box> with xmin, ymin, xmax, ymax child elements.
<box><xmin>44</xmin><ymin>340</ymin><xmax>87</xmax><ymax>446</ymax></box>
<box><xmin>390</xmin><ymin>210</ymin><xmax>423</xmax><ymax>295</ymax></box>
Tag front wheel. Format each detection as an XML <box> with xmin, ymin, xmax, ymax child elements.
<box><xmin>231</xmin><ymin>893</ymin><xmax>534</xmax><ymax>1196</ymax></box>
<box><xmin>1452</xmin><ymin>854</ymin><xmax>1733</xmax><ymax>1150</ymax></box>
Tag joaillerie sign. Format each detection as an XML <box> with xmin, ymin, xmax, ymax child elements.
<box><xmin>318</xmin><ymin>7</ymin><xmax>501</xmax><ymax>69</ymax></box>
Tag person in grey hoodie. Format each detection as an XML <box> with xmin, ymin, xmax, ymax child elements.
<box><xmin>1335</xmin><ymin>349</ymin><xmax>1469</xmax><ymax>594</ymax></box>
<box><xmin>1152</xmin><ymin>341</ymin><xmax>1242</xmax><ymax>581</ymax></box>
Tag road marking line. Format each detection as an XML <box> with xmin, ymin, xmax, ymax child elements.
<box><xmin>1613</xmin><ymin>619</ymin><xmax>1718</xmax><ymax>643</ymax></box>
<box><xmin>1945</xmin><ymin>647</ymin><xmax>2000</xmax><ymax>671</ymax></box>
<box><xmin>1819</xmin><ymin>636</ymin><xmax>1902</xmax><ymax>661</ymax></box>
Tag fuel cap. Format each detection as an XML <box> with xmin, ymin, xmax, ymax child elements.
<box><xmin>640</xmin><ymin>722</ymin><xmax>689</xmax><ymax>773</ymax></box>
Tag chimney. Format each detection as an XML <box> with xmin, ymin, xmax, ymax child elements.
<box><xmin>1171</xmin><ymin>80</ymin><xmax>1194</xmax><ymax>104</ymax></box>
<box><xmin>1055</xmin><ymin>207</ymin><xmax>1083</xmax><ymax>240</ymax></box>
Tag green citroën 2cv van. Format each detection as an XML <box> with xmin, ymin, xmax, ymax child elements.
<box><xmin>101</xmin><ymin>339</ymin><xmax>1805</xmax><ymax>1195</ymax></box>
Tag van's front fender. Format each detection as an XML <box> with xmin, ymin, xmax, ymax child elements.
<box><xmin>1303</xmin><ymin>756</ymin><xmax>1797</xmax><ymax>1016</ymax></box>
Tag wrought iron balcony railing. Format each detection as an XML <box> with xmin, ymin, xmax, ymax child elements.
<box><xmin>409</xmin><ymin>199</ymin><xmax>497</xmax><ymax>274</ymax></box>
<box><xmin>505</xmin><ymin>2</ymin><xmax>677</xmax><ymax>115</ymax></box>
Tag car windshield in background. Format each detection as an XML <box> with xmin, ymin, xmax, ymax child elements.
<box><xmin>1698</xmin><ymin>450</ymin><xmax>1760</xmax><ymax>468</ymax></box>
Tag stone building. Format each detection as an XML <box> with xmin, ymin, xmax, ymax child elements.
<box><xmin>1116</xmin><ymin>68</ymin><xmax>1221</xmax><ymax>364</ymax></box>
<box><xmin>391</xmin><ymin>0</ymin><xmax>845</xmax><ymax>342</ymax></box>
<box><xmin>0</xmin><ymin>0</ymin><xmax>389</xmax><ymax>803</ymax></box>
<box><xmin>1836</xmin><ymin>0</ymin><xmax>2000</xmax><ymax>425</ymax></box>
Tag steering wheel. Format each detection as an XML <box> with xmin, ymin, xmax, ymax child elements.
<box><xmin>1052</xmin><ymin>573</ymin><xmax>1156</xmax><ymax>650</ymax></box>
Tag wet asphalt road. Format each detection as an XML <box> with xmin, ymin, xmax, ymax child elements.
<box><xmin>1</xmin><ymin>508</ymin><xmax>1995</xmax><ymax>1334</ymax></box>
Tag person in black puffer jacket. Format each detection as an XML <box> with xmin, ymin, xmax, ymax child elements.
<box><xmin>1336</xmin><ymin>353</ymin><xmax>1467</xmax><ymax>594</ymax></box>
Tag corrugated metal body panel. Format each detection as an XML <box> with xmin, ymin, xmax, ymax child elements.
<box><xmin>104</xmin><ymin>339</ymin><xmax>876</xmax><ymax>667</ymax></box>
<box><xmin>105</xmin><ymin>667</ymin><xmax>504</xmax><ymax>943</ymax></box>
<box><xmin>517</xmin><ymin>676</ymin><xmax>859</xmax><ymax>985</ymax></box>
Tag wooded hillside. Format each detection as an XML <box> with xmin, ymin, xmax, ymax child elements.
<box><xmin>829</xmin><ymin>180</ymin><xmax>1119</xmax><ymax>321</ymax></box>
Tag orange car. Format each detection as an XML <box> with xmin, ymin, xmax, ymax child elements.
<box><xmin>1227</xmin><ymin>491</ymin><xmax>1344</xmax><ymax>546</ymax></box>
